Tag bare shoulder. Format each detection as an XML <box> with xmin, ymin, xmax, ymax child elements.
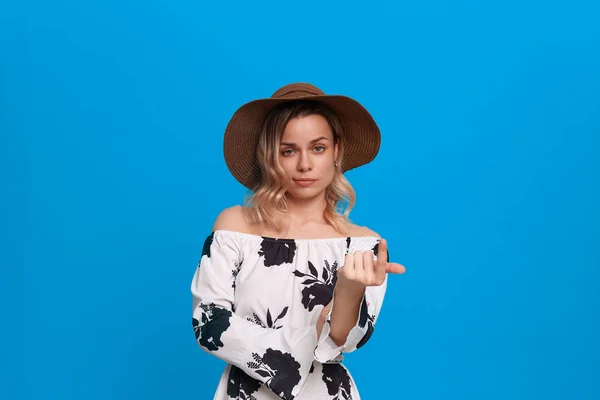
<box><xmin>212</xmin><ymin>205</ymin><xmax>251</xmax><ymax>233</ymax></box>
<box><xmin>346</xmin><ymin>222</ymin><xmax>381</xmax><ymax>238</ymax></box>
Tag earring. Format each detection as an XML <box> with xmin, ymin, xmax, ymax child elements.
<box><xmin>334</xmin><ymin>161</ymin><xmax>338</xmax><ymax>168</ymax></box>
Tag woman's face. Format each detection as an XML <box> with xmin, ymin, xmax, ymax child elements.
<box><xmin>278</xmin><ymin>114</ymin><xmax>338</xmax><ymax>200</ymax></box>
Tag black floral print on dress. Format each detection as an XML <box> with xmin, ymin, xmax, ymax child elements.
<box><xmin>294</xmin><ymin>260</ymin><xmax>337</xmax><ymax>311</ymax></box>
<box><xmin>232</xmin><ymin>261</ymin><xmax>242</xmax><ymax>290</ymax></box>
<box><xmin>371</xmin><ymin>241</ymin><xmax>379</xmax><ymax>257</ymax></box>
<box><xmin>356</xmin><ymin>296</ymin><xmax>376</xmax><ymax>349</ymax></box>
<box><xmin>227</xmin><ymin>365</ymin><xmax>261</xmax><ymax>400</ymax></box>
<box><xmin>258</xmin><ymin>238</ymin><xmax>297</xmax><ymax>267</ymax></box>
<box><xmin>193</xmin><ymin>302</ymin><xmax>232</xmax><ymax>351</ymax></box>
<box><xmin>246</xmin><ymin>307</ymin><xmax>288</xmax><ymax>330</ymax></box>
<box><xmin>247</xmin><ymin>349</ymin><xmax>301</xmax><ymax>400</ymax></box>
<box><xmin>246</xmin><ymin>313</ymin><xmax>262</xmax><ymax>327</ymax></box>
<box><xmin>322</xmin><ymin>363</ymin><xmax>352</xmax><ymax>400</ymax></box>
<box><xmin>202</xmin><ymin>232</ymin><xmax>215</xmax><ymax>259</ymax></box>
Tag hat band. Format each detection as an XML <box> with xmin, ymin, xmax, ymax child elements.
<box><xmin>274</xmin><ymin>89</ymin><xmax>324</xmax><ymax>99</ymax></box>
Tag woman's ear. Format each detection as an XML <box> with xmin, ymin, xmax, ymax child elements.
<box><xmin>334</xmin><ymin>142</ymin><xmax>339</xmax><ymax>161</ymax></box>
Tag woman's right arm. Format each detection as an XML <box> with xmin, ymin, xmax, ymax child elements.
<box><xmin>191</xmin><ymin>207</ymin><xmax>321</xmax><ymax>400</ymax></box>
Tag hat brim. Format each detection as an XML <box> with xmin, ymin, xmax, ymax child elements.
<box><xmin>223</xmin><ymin>95</ymin><xmax>381</xmax><ymax>190</ymax></box>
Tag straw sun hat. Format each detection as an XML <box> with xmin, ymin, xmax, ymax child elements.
<box><xmin>223</xmin><ymin>83</ymin><xmax>381</xmax><ymax>189</ymax></box>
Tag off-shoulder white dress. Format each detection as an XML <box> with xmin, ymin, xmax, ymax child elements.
<box><xmin>191</xmin><ymin>230</ymin><xmax>388</xmax><ymax>400</ymax></box>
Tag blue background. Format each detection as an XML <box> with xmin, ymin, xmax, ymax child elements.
<box><xmin>2</xmin><ymin>1</ymin><xmax>599</xmax><ymax>399</ymax></box>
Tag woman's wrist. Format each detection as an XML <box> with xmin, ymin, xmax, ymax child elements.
<box><xmin>328</xmin><ymin>285</ymin><xmax>365</xmax><ymax>346</ymax></box>
<box><xmin>334</xmin><ymin>282</ymin><xmax>366</xmax><ymax>301</ymax></box>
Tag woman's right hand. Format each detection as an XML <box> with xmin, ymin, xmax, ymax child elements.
<box><xmin>316</xmin><ymin>300</ymin><xmax>333</xmax><ymax>338</ymax></box>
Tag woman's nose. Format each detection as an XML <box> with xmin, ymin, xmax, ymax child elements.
<box><xmin>297</xmin><ymin>152</ymin><xmax>312</xmax><ymax>172</ymax></box>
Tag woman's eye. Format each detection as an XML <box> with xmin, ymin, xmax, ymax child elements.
<box><xmin>314</xmin><ymin>146</ymin><xmax>325</xmax><ymax>152</ymax></box>
<box><xmin>282</xmin><ymin>149</ymin><xmax>294</xmax><ymax>156</ymax></box>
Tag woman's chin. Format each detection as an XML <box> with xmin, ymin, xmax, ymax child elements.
<box><xmin>286</xmin><ymin>187</ymin><xmax>324</xmax><ymax>200</ymax></box>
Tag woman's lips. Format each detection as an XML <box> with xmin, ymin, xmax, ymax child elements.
<box><xmin>294</xmin><ymin>179</ymin><xmax>317</xmax><ymax>187</ymax></box>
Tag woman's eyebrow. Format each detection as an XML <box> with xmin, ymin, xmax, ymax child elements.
<box><xmin>280</xmin><ymin>136</ymin><xmax>329</xmax><ymax>146</ymax></box>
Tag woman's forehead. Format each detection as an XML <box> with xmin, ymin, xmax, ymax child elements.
<box><xmin>281</xmin><ymin>114</ymin><xmax>334</xmax><ymax>143</ymax></box>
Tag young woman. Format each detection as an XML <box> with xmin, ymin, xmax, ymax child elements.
<box><xmin>191</xmin><ymin>83</ymin><xmax>405</xmax><ymax>400</ymax></box>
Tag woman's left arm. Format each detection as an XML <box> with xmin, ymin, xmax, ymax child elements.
<box><xmin>313</xmin><ymin>239</ymin><xmax>405</xmax><ymax>362</ymax></box>
<box><xmin>329</xmin><ymin>285</ymin><xmax>368</xmax><ymax>347</ymax></box>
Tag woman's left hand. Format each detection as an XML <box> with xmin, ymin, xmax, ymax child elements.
<box><xmin>336</xmin><ymin>239</ymin><xmax>405</xmax><ymax>293</ymax></box>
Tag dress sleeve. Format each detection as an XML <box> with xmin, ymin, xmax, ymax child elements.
<box><xmin>313</xmin><ymin>237</ymin><xmax>388</xmax><ymax>363</ymax></box>
<box><xmin>191</xmin><ymin>231</ymin><xmax>318</xmax><ymax>400</ymax></box>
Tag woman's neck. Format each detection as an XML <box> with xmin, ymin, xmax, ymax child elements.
<box><xmin>285</xmin><ymin>196</ymin><xmax>327</xmax><ymax>225</ymax></box>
